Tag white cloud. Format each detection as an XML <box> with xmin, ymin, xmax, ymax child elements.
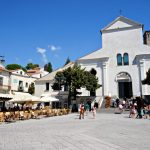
<box><xmin>37</xmin><ymin>47</ymin><xmax>48</xmax><ymax>64</ymax></box>
<box><xmin>48</xmin><ymin>45</ymin><xmax>61</xmax><ymax>51</ymax></box>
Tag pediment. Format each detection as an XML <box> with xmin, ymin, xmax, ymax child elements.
<box><xmin>101</xmin><ymin>16</ymin><xmax>142</xmax><ymax>32</ymax></box>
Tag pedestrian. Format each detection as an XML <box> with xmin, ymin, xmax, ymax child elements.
<box><xmin>116</xmin><ymin>98</ymin><xmax>120</xmax><ymax>108</ymax></box>
<box><xmin>85</xmin><ymin>103</ymin><xmax>90</xmax><ymax>116</ymax></box>
<box><xmin>79</xmin><ymin>103</ymin><xmax>85</xmax><ymax>119</ymax></box>
<box><xmin>92</xmin><ymin>106</ymin><xmax>96</xmax><ymax>119</ymax></box>
<box><xmin>129</xmin><ymin>104</ymin><xmax>136</xmax><ymax>118</ymax></box>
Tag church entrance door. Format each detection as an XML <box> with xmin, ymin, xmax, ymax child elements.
<box><xmin>116</xmin><ymin>72</ymin><xmax>133</xmax><ymax>99</ymax></box>
<box><xmin>118</xmin><ymin>81</ymin><xmax>133</xmax><ymax>98</ymax></box>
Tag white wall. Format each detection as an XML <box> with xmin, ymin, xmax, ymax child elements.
<box><xmin>11</xmin><ymin>74</ymin><xmax>36</xmax><ymax>92</ymax></box>
<box><xmin>102</xmin><ymin>28</ymin><xmax>143</xmax><ymax>49</ymax></box>
<box><xmin>34</xmin><ymin>81</ymin><xmax>53</xmax><ymax>97</ymax></box>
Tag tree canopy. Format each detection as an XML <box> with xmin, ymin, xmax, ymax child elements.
<box><xmin>6</xmin><ymin>64</ymin><xmax>26</xmax><ymax>72</ymax></box>
<box><xmin>44</xmin><ymin>62</ymin><xmax>53</xmax><ymax>73</ymax></box>
<box><xmin>142</xmin><ymin>68</ymin><xmax>150</xmax><ymax>85</ymax></box>
<box><xmin>52</xmin><ymin>65</ymin><xmax>101</xmax><ymax>105</ymax></box>
<box><xmin>26</xmin><ymin>63</ymin><xmax>39</xmax><ymax>70</ymax></box>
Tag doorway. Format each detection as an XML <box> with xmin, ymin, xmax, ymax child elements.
<box><xmin>116</xmin><ymin>72</ymin><xmax>133</xmax><ymax>99</ymax></box>
<box><xmin>118</xmin><ymin>82</ymin><xmax>133</xmax><ymax>98</ymax></box>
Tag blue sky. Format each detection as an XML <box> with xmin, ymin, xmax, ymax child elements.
<box><xmin>0</xmin><ymin>0</ymin><xmax>150</xmax><ymax>70</ymax></box>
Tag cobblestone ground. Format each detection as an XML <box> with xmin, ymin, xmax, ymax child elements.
<box><xmin>0</xmin><ymin>112</ymin><xmax>149</xmax><ymax>150</ymax></box>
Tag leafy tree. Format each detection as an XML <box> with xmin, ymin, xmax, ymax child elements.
<box><xmin>64</xmin><ymin>57</ymin><xmax>71</xmax><ymax>66</ymax></box>
<box><xmin>6</xmin><ymin>64</ymin><xmax>27</xmax><ymax>72</ymax></box>
<box><xmin>52</xmin><ymin>64</ymin><xmax>101</xmax><ymax>106</ymax></box>
<box><xmin>44</xmin><ymin>62</ymin><xmax>53</xmax><ymax>73</ymax></box>
<box><xmin>26</xmin><ymin>63</ymin><xmax>39</xmax><ymax>70</ymax></box>
<box><xmin>28</xmin><ymin>82</ymin><xmax>35</xmax><ymax>95</ymax></box>
<box><xmin>142</xmin><ymin>68</ymin><xmax>150</xmax><ymax>85</ymax></box>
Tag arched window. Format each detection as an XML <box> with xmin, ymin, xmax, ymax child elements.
<box><xmin>123</xmin><ymin>53</ymin><xmax>129</xmax><ymax>65</ymax></box>
<box><xmin>117</xmin><ymin>53</ymin><xmax>122</xmax><ymax>66</ymax></box>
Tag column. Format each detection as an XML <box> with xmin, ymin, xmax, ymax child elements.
<box><xmin>139</xmin><ymin>59</ymin><xmax>146</xmax><ymax>97</ymax></box>
<box><xmin>102</xmin><ymin>61</ymin><xmax>108</xmax><ymax>97</ymax></box>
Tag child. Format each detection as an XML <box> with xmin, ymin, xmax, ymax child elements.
<box><xmin>92</xmin><ymin>106</ymin><xmax>96</xmax><ymax>119</ymax></box>
<box><xmin>129</xmin><ymin>105</ymin><xmax>136</xmax><ymax>118</ymax></box>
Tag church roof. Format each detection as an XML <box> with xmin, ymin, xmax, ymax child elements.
<box><xmin>101</xmin><ymin>16</ymin><xmax>143</xmax><ymax>33</ymax></box>
<box><xmin>77</xmin><ymin>48</ymin><xmax>109</xmax><ymax>61</ymax></box>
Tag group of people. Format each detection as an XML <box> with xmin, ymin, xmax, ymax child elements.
<box><xmin>78</xmin><ymin>103</ymin><xmax>96</xmax><ymax>119</ymax></box>
<box><xmin>113</xmin><ymin>97</ymin><xmax>150</xmax><ymax>119</ymax></box>
<box><xmin>129</xmin><ymin>97</ymin><xmax>150</xmax><ymax>119</ymax></box>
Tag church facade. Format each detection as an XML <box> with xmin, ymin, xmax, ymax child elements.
<box><xmin>77</xmin><ymin>16</ymin><xmax>150</xmax><ymax>100</ymax></box>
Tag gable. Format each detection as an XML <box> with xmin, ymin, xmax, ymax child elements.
<box><xmin>107</xmin><ymin>20</ymin><xmax>132</xmax><ymax>30</ymax></box>
<box><xmin>101</xmin><ymin>16</ymin><xmax>143</xmax><ymax>32</ymax></box>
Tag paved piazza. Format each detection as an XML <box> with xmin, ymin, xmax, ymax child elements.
<box><xmin>0</xmin><ymin>112</ymin><xmax>149</xmax><ymax>150</ymax></box>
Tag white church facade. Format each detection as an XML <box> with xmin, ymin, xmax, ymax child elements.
<box><xmin>77</xmin><ymin>16</ymin><xmax>150</xmax><ymax>100</ymax></box>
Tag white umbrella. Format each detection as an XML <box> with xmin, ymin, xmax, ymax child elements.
<box><xmin>9</xmin><ymin>92</ymin><xmax>40</xmax><ymax>104</ymax></box>
<box><xmin>25</xmin><ymin>96</ymin><xmax>40</xmax><ymax>102</ymax></box>
<box><xmin>40</xmin><ymin>96</ymin><xmax>59</xmax><ymax>102</ymax></box>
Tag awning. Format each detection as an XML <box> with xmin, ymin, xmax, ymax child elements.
<box><xmin>0</xmin><ymin>93</ymin><xmax>13</xmax><ymax>101</ymax></box>
<box><xmin>40</xmin><ymin>96</ymin><xmax>59</xmax><ymax>102</ymax></box>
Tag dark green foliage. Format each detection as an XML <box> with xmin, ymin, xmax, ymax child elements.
<box><xmin>142</xmin><ymin>68</ymin><xmax>150</xmax><ymax>85</ymax></box>
<box><xmin>44</xmin><ymin>62</ymin><xmax>53</xmax><ymax>73</ymax></box>
<box><xmin>6</xmin><ymin>64</ymin><xmax>27</xmax><ymax>72</ymax></box>
<box><xmin>52</xmin><ymin>64</ymin><xmax>101</xmax><ymax>102</ymax></box>
<box><xmin>28</xmin><ymin>83</ymin><xmax>35</xmax><ymax>95</ymax></box>
<box><xmin>64</xmin><ymin>57</ymin><xmax>71</xmax><ymax>66</ymax></box>
<box><xmin>26</xmin><ymin>63</ymin><xmax>39</xmax><ymax>70</ymax></box>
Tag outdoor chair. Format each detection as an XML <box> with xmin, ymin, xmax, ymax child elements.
<box><xmin>19</xmin><ymin>111</ymin><xmax>25</xmax><ymax>120</ymax></box>
<box><xmin>14</xmin><ymin>111</ymin><xmax>20</xmax><ymax>120</ymax></box>
<box><xmin>0</xmin><ymin>112</ymin><xmax>4</xmax><ymax>123</ymax></box>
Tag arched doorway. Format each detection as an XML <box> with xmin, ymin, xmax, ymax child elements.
<box><xmin>116</xmin><ymin>72</ymin><xmax>133</xmax><ymax>98</ymax></box>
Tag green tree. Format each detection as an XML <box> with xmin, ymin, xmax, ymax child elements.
<box><xmin>26</xmin><ymin>63</ymin><xmax>39</xmax><ymax>70</ymax></box>
<box><xmin>28</xmin><ymin>82</ymin><xmax>35</xmax><ymax>95</ymax></box>
<box><xmin>52</xmin><ymin>65</ymin><xmax>101</xmax><ymax>106</ymax></box>
<box><xmin>64</xmin><ymin>57</ymin><xmax>71</xmax><ymax>66</ymax></box>
<box><xmin>44</xmin><ymin>62</ymin><xmax>53</xmax><ymax>73</ymax></box>
<box><xmin>6</xmin><ymin>64</ymin><xmax>26</xmax><ymax>72</ymax></box>
<box><xmin>142</xmin><ymin>68</ymin><xmax>150</xmax><ymax>85</ymax></box>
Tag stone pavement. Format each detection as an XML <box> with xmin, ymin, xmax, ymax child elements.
<box><xmin>0</xmin><ymin>111</ymin><xmax>149</xmax><ymax>150</ymax></box>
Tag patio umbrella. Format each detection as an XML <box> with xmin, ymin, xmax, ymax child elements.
<box><xmin>40</xmin><ymin>96</ymin><xmax>59</xmax><ymax>102</ymax></box>
<box><xmin>9</xmin><ymin>92</ymin><xmax>40</xmax><ymax>104</ymax></box>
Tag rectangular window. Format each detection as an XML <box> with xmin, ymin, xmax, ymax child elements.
<box><xmin>46</xmin><ymin>83</ymin><xmax>49</xmax><ymax>91</ymax></box>
<box><xmin>0</xmin><ymin>77</ymin><xmax>3</xmax><ymax>85</ymax></box>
